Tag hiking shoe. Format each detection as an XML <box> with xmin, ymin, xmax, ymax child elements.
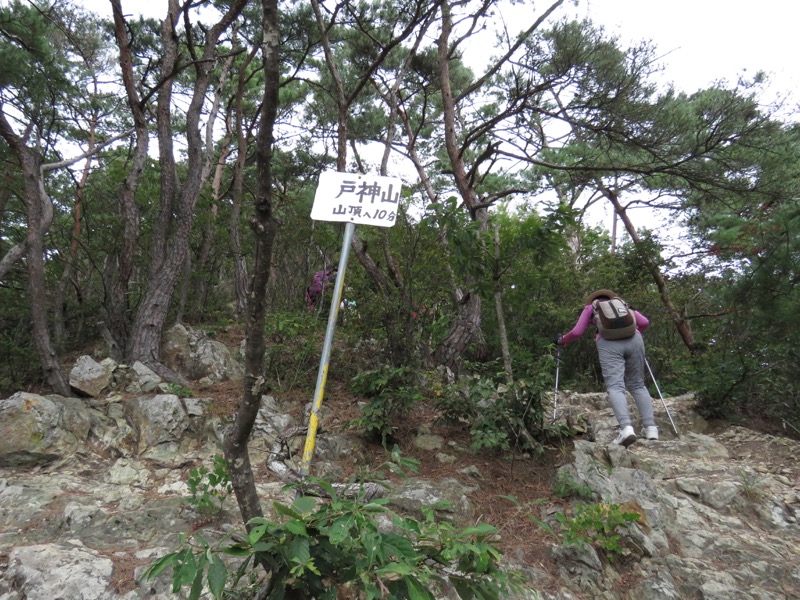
<box><xmin>643</xmin><ymin>426</ymin><xmax>659</xmax><ymax>440</ymax></box>
<box><xmin>612</xmin><ymin>425</ymin><xmax>636</xmax><ymax>447</ymax></box>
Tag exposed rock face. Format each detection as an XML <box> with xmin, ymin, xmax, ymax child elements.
<box><xmin>0</xmin><ymin>368</ymin><xmax>798</xmax><ymax>599</ymax></box>
<box><xmin>540</xmin><ymin>391</ymin><xmax>800</xmax><ymax>599</ymax></box>
<box><xmin>6</xmin><ymin>542</ymin><xmax>114</xmax><ymax>599</ymax></box>
<box><xmin>69</xmin><ymin>355</ymin><xmax>113</xmax><ymax>397</ymax></box>
<box><xmin>65</xmin><ymin>324</ymin><xmax>243</xmax><ymax>401</ymax></box>
<box><xmin>0</xmin><ymin>392</ymin><xmax>92</xmax><ymax>468</ymax></box>
<box><xmin>161</xmin><ymin>324</ymin><xmax>244</xmax><ymax>383</ymax></box>
<box><xmin>122</xmin><ymin>394</ymin><xmax>212</xmax><ymax>462</ymax></box>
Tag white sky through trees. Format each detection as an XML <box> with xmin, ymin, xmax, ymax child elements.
<box><xmin>575</xmin><ymin>0</ymin><xmax>799</xmax><ymax>254</ymax></box>
<box><xmin>575</xmin><ymin>0</ymin><xmax>799</xmax><ymax>104</ymax></box>
<box><xmin>77</xmin><ymin>0</ymin><xmax>799</xmax><ymax>103</ymax></box>
<box><xmin>69</xmin><ymin>0</ymin><xmax>800</xmax><ymax>257</ymax></box>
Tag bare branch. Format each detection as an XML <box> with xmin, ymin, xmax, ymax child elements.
<box><xmin>41</xmin><ymin>128</ymin><xmax>134</xmax><ymax>172</ymax></box>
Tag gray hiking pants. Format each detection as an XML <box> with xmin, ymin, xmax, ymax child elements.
<box><xmin>596</xmin><ymin>332</ymin><xmax>656</xmax><ymax>428</ymax></box>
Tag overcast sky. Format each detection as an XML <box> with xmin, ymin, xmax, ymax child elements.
<box><xmin>570</xmin><ymin>0</ymin><xmax>799</xmax><ymax>238</ymax></box>
<box><xmin>578</xmin><ymin>0</ymin><xmax>799</xmax><ymax>101</ymax></box>
<box><xmin>77</xmin><ymin>0</ymin><xmax>799</xmax><ymax>109</ymax></box>
<box><xmin>75</xmin><ymin>0</ymin><xmax>796</xmax><ymax>218</ymax></box>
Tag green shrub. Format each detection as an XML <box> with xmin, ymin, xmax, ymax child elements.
<box><xmin>738</xmin><ymin>468</ymin><xmax>765</xmax><ymax>503</ymax></box>
<box><xmin>146</xmin><ymin>453</ymin><xmax>524</xmax><ymax>599</ymax></box>
<box><xmin>186</xmin><ymin>455</ymin><xmax>233</xmax><ymax>517</ymax></box>
<box><xmin>349</xmin><ymin>366</ymin><xmax>424</xmax><ymax>444</ymax></box>
<box><xmin>433</xmin><ymin>355</ymin><xmax>570</xmax><ymax>454</ymax></box>
<box><xmin>162</xmin><ymin>383</ymin><xmax>193</xmax><ymax>398</ymax></box>
<box><xmin>0</xmin><ymin>340</ymin><xmax>39</xmax><ymax>396</ymax></box>
<box><xmin>467</xmin><ymin>378</ymin><xmax>549</xmax><ymax>454</ymax></box>
<box><xmin>431</xmin><ymin>380</ymin><xmax>479</xmax><ymax>427</ymax></box>
<box><xmin>430</xmin><ymin>358</ymin><xmax>571</xmax><ymax>455</ymax></box>
<box><xmin>552</xmin><ymin>470</ymin><xmax>594</xmax><ymax>500</ymax></box>
<box><xmin>263</xmin><ymin>311</ymin><xmax>326</xmax><ymax>392</ymax></box>
<box><xmin>555</xmin><ymin>502</ymin><xmax>641</xmax><ymax>557</ymax></box>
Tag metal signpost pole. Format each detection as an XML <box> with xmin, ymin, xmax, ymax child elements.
<box><xmin>298</xmin><ymin>171</ymin><xmax>402</xmax><ymax>482</ymax></box>
<box><xmin>299</xmin><ymin>222</ymin><xmax>354</xmax><ymax>478</ymax></box>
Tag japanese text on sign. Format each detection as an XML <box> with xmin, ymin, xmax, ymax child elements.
<box><xmin>311</xmin><ymin>171</ymin><xmax>402</xmax><ymax>228</ymax></box>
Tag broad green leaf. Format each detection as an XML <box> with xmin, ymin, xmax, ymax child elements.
<box><xmin>375</xmin><ymin>562</ymin><xmax>413</xmax><ymax>576</ymax></box>
<box><xmin>362</xmin><ymin>499</ymin><xmax>392</xmax><ymax>511</ymax></box>
<box><xmin>220</xmin><ymin>543</ymin><xmax>252</xmax><ymax>557</ymax></box>
<box><xmin>188</xmin><ymin>553</ymin><xmax>206</xmax><ymax>600</ymax></box>
<box><xmin>286</xmin><ymin>537</ymin><xmax>311</xmax><ymax>563</ymax></box>
<box><xmin>248</xmin><ymin>523</ymin><xmax>268</xmax><ymax>545</ymax></box>
<box><xmin>293</xmin><ymin>495</ymin><xmax>318</xmax><ymax>514</ymax></box>
<box><xmin>458</xmin><ymin>523</ymin><xmax>497</xmax><ymax>538</ymax></box>
<box><xmin>286</xmin><ymin>519</ymin><xmax>309</xmax><ymax>536</ymax></box>
<box><xmin>381</xmin><ymin>534</ymin><xmax>419</xmax><ymax>561</ymax></box>
<box><xmin>143</xmin><ymin>552</ymin><xmax>179</xmax><ymax>580</ymax></box>
<box><xmin>329</xmin><ymin>516</ymin><xmax>353</xmax><ymax>544</ymax></box>
<box><xmin>207</xmin><ymin>555</ymin><xmax>227</xmax><ymax>599</ymax></box>
<box><xmin>312</xmin><ymin>478</ymin><xmax>336</xmax><ymax>496</ymax></box>
<box><xmin>174</xmin><ymin>550</ymin><xmax>197</xmax><ymax>589</ymax></box>
<box><xmin>405</xmin><ymin>576</ymin><xmax>435</xmax><ymax>600</ymax></box>
<box><xmin>451</xmin><ymin>578</ymin><xmax>476</xmax><ymax>599</ymax></box>
<box><xmin>274</xmin><ymin>501</ymin><xmax>303</xmax><ymax>520</ymax></box>
<box><xmin>252</xmin><ymin>541</ymin><xmax>272</xmax><ymax>552</ymax></box>
<box><xmin>392</xmin><ymin>515</ymin><xmax>422</xmax><ymax>535</ymax></box>
<box><xmin>361</xmin><ymin>530</ymin><xmax>382</xmax><ymax>563</ymax></box>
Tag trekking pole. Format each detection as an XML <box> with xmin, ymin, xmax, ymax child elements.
<box><xmin>552</xmin><ymin>342</ymin><xmax>562</xmax><ymax>421</ymax></box>
<box><xmin>644</xmin><ymin>357</ymin><xmax>679</xmax><ymax>435</ymax></box>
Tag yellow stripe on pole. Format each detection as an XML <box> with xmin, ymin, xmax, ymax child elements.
<box><xmin>300</xmin><ymin>367</ymin><xmax>327</xmax><ymax>469</ymax></box>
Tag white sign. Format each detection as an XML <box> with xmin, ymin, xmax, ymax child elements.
<box><xmin>311</xmin><ymin>171</ymin><xmax>402</xmax><ymax>228</ymax></box>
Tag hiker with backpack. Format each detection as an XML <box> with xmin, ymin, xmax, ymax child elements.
<box><xmin>306</xmin><ymin>265</ymin><xmax>338</xmax><ymax>311</ymax></box>
<box><xmin>557</xmin><ymin>289</ymin><xmax>658</xmax><ymax>447</ymax></box>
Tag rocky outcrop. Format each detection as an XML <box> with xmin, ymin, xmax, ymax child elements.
<box><xmin>161</xmin><ymin>324</ymin><xmax>244</xmax><ymax>383</ymax></box>
<box><xmin>0</xmin><ymin>392</ymin><xmax>93</xmax><ymax>468</ymax></box>
<box><xmin>0</xmin><ymin>366</ymin><xmax>798</xmax><ymax>599</ymax></box>
<box><xmin>0</xmin><ymin>362</ymin><xmax>475</xmax><ymax>599</ymax></box>
<box><xmin>538</xmin><ymin>391</ymin><xmax>800</xmax><ymax>599</ymax></box>
<box><xmin>65</xmin><ymin>325</ymin><xmax>243</xmax><ymax>401</ymax></box>
<box><xmin>69</xmin><ymin>356</ymin><xmax>113</xmax><ymax>397</ymax></box>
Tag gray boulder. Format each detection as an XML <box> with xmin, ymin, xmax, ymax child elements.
<box><xmin>4</xmin><ymin>542</ymin><xmax>114</xmax><ymax>600</ymax></box>
<box><xmin>0</xmin><ymin>392</ymin><xmax>93</xmax><ymax>467</ymax></box>
<box><xmin>161</xmin><ymin>323</ymin><xmax>244</xmax><ymax>382</ymax></box>
<box><xmin>122</xmin><ymin>394</ymin><xmax>210</xmax><ymax>462</ymax></box>
<box><xmin>69</xmin><ymin>355</ymin><xmax>112</xmax><ymax>397</ymax></box>
<box><xmin>388</xmin><ymin>477</ymin><xmax>474</xmax><ymax>525</ymax></box>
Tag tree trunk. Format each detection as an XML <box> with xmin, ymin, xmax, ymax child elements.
<box><xmin>175</xmin><ymin>249</ymin><xmax>192</xmax><ymax>324</ymax></box>
<box><xmin>126</xmin><ymin>0</ymin><xmax>181</xmax><ymax>370</ymax></box>
<box><xmin>602</xmin><ymin>186</ymin><xmax>701</xmax><ymax>354</ymax></box>
<box><xmin>127</xmin><ymin>0</ymin><xmax>247</xmax><ymax>373</ymax></box>
<box><xmin>493</xmin><ymin>225</ymin><xmax>513</xmax><ymax>383</ymax></box>
<box><xmin>225</xmin><ymin>0</ymin><xmax>280</xmax><ymax>528</ymax></box>
<box><xmin>54</xmin><ymin>120</ymin><xmax>95</xmax><ymax>349</ymax></box>
<box><xmin>187</xmin><ymin>47</ymin><xmax>237</xmax><ymax>321</ymax></box>
<box><xmin>108</xmin><ymin>0</ymin><xmax>149</xmax><ymax>357</ymax></box>
<box><xmin>229</xmin><ymin>44</ymin><xmax>260</xmax><ymax>317</ymax></box>
<box><xmin>431</xmin><ymin>0</ymin><xmax>487</xmax><ymax>371</ymax></box>
<box><xmin>0</xmin><ymin>109</ymin><xmax>70</xmax><ymax>396</ymax></box>
<box><xmin>0</xmin><ymin>168</ymin><xmax>10</xmax><ymax>218</ymax></box>
<box><xmin>188</xmin><ymin>157</ymin><xmax>225</xmax><ymax>320</ymax></box>
<box><xmin>434</xmin><ymin>290</ymin><xmax>482</xmax><ymax>372</ymax></box>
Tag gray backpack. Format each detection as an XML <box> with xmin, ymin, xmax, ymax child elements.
<box><xmin>592</xmin><ymin>297</ymin><xmax>637</xmax><ymax>340</ymax></box>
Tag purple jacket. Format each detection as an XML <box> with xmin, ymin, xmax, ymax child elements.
<box><xmin>561</xmin><ymin>304</ymin><xmax>649</xmax><ymax>345</ymax></box>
